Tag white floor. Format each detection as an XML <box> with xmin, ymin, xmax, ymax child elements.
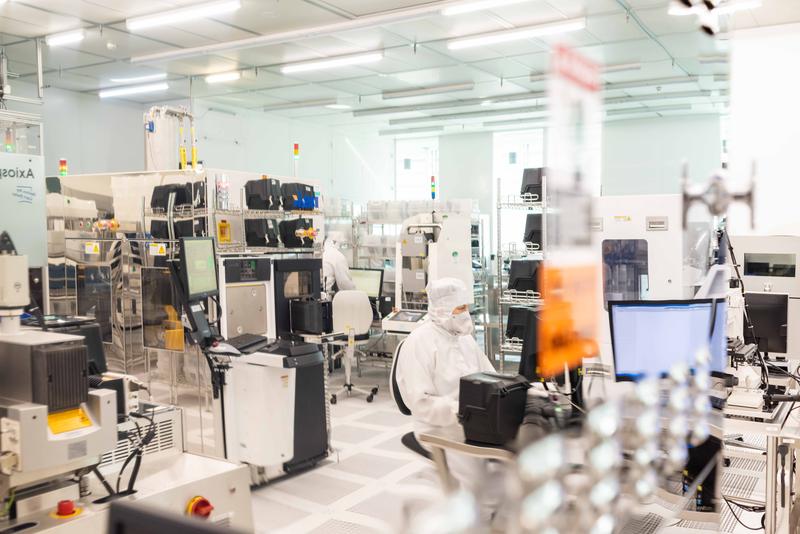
<box><xmin>250</xmin><ymin>364</ymin><xmax>439</xmax><ymax>534</ymax></box>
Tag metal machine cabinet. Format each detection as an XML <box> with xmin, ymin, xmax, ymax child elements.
<box><xmin>592</xmin><ymin>194</ymin><xmax>713</xmax><ymax>365</ymax></box>
<box><xmin>730</xmin><ymin>234</ymin><xmax>800</xmax><ymax>358</ymax></box>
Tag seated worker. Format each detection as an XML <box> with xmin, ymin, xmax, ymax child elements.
<box><xmin>395</xmin><ymin>278</ymin><xmax>500</xmax><ymax>520</ymax></box>
<box><xmin>322</xmin><ymin>231</ymin><xmax>355</xmax><ymax>294</ymax></box>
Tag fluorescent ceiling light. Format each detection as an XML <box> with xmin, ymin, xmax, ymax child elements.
<box><xmin>606</xmin><ymin>104</ymin><xmax>693</xmax><ymax>116</ymax></box>
<box><xmin>109</xmin><ymin>73</ymin><xmax>167</xmax><ymax>83</ymax></box>
<box><xmin>604</xmin><ymin>75</ymin><xmax>699</xmax><ymax>91</ymax></box>
<box><xmin>379</xmin><ymin>126</ymin><xmax>444</xmax><ymax>136</ymax></box>
<box><xmin>442</xmin><ymin>0</ymin><xmax>532</xmax><ymax>16</ymax></box>
<box><xmin>355</xmin><ymin>90</ymin><xmax>546</xmax><ymax>117</ymax></box>
<box><xmin>99</xmin><ymin>82</ymin><xmax>169</xmax><ymax>99</ymax></box>
<box><xmin>46</xmin><ymin>29</ymin><xmax>85</xmax><ymax>47</ymax></box>
<box><xmin>530</xmin><ymin>62</ymin><xmax>640</xmax><ymax>82</ymax></box>
<box><xmin>447</xmin><ymin>18</ymin><xmax>585</xmax><ymax>50</ymax></box>
<box><xmin>389</xmin><ymin>104</ymin><xmax>546</xmax><ymax>126</ymax></box>
<box><xmin>281</xmin><ymin>51</ymin><xmax>383</xmax><ymax>74</ymax></box>
<box><xmin>126</xmin><ymin>0</ymin><xmax>241</xmax><ymax>31</ymax></box>
<box><xmin>669</xmin><ymin>0</ymin><xmax>761</xmax><ymax>15</ymax></box>
<box><xmin>325</xmin><ymin>104</ymin><xmax>351</xmax><ymax>110</ymax></box>
<box><xmin>698</xmin><ymin>54</ymin><xmax>728</xmax><ymax>64</ymax></box>
<box><xmin>205</xmin><ymin>71</ymin><xmax>241</xmax><ymax>84</ymax></box>
<box><xmin>383</xmin><ymin>82</ymin><xmax>475</xmax><ymax>100</ymax></box>
<box><xmin>263</xmin><ymin>98</ymin><xmax>338</xmax><ymax>112</ymax></box>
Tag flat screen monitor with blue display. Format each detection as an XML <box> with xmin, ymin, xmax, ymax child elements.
<box><xmin>609</xmin><ymin>299</ymin><xmax>726</xmax><ymax>381</ymax></box>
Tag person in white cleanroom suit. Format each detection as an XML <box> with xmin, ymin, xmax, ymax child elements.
<box><xmin>396</xmin><ymin>277</ymin><xmax>500</xmax><ymax>519</ymax></box>
<box><xmin>322</xmin><ymin>231</ymin><xmax>355</xmax><ymax>294</ymax></box>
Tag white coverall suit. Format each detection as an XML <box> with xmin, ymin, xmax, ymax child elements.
<box><xmin>395</xmin><ymin>278</ymin><xmax>499</xmax><ymax>516</ymax></box>
<box><xmin>322</xmin><ymin>233</ymin><xmax>355</xmax><ymax>294</ymax></box>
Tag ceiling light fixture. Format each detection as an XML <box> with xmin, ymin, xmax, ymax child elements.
<box><xmin>378</xmin><ymin>126</ymin><xmax>445</xmax><ymax>136</ymax></box>
<box><xmin>126</xmin><ymin>0</ymin><xmax>241</xmax><ymax>31</ymax></box>
<box><xmin>447</xmin><ymin>18</ymin><xmax>585</xmax><ymax>50</ymax></box>
<box><xmin>99</xmin><ymin>82</ymin><xmax>169</xmax><ymax>99</ymax></box>
<box><xmin>263</xmin><ymin>98</ymin><xmax>338</xmax><ymax>112</ymax></box>
<box><xmin>531</xmin><ymin>62</ymin><xmax>641</xmax><ymax>82</ymax></box>
<box><xmin>205</xmin><ymin>71</ymin><xmax>241</xmax><ymax>83</ymax></box>
<box><xmin>606</xmin><ymin>104</ymin><xmax>693</xmax><ymax>116</ymax></box>
<box><xmin>668</xmin><ymin>0</ymin><xmax>761</xmax><ymax>16</ymax></box>
<box><xmin>325</xmin><ymin>104</ymin><xmax>352</xmax><ymax>110</ymax></box>
<box><xmin>383</xmin><ymin>82</ymin><xmax>475</xmax><ymax>99</ymax></box>
<box><xmin>441</xmin><ymin>0</ymin><xmax>532</xmax><ymax>16</ymax></box>
<box><xmin>45</xmin><ymin>29</ymin><xmax>85</xmax><ymax>47</ymax></box>
<box><xmin>109</xmin><ymin>73</ymin><xmax>168</xmax><ymax>84</ymax></box>
<box><xmin>281</xmin><ymin>51</ymin><xmax>383</xmax><ymax>74</ymax></box>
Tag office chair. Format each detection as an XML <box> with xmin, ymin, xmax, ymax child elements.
<box><xmin>389</xmin><ymin>339</ymin><xmax>431</xmax><ymax>460</ymax></box>
<box><xmin>330</xmin><ymin>290</ymin><xmax>379</xmax><ymax>404</ymax></box>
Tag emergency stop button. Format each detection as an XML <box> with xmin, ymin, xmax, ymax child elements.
<box><xmin>52</xmin><ymin>499</ymin><xmax>81</xmax><ymax>518</ymax></box>
<box><xmin>186</xmin><ymin>496</ymin><xmax>214</xmax><ymax>519</ymax></box>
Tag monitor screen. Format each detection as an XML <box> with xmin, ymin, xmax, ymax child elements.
<box><xmin>350</xmin><ymin>268</ymin><xmax>383</xmax><ymax>299</ymax></box>
<box><xmin>744</xmin><ymin>292</ymin><xmax>788</xmax><ymax>354</ymax></box>
<box><xmin>283</xmin><ymin>271</ymin><xmax>313</xmax><ymax>299</ymax></box>
<box><xmin>609</xmin><ymin>299</ymin><xmax>726</xmax><ymax>381</ymax></box>
<box><xmin>181</xmin><ymin>238</ymin><xmax>218</xmax><ymax>299</ymax></box>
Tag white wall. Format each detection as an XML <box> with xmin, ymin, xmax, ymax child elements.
<box><xmin>601</xmin><ymin>115</ymin><xmax>721</xmax><ymax>196</ymax></box>
<box><xmin>727</xmin><ymin>23</ymin><xmax>800</xmax><ymax>236</ymax></box>
<box><xmin>12</xmin><ymin>82</ymin><xmax>145</xmax><ymax>176</ymax></box>
<box><xmin>191</xmin><ymin>101</ymin><xmax>395</xmax><ymax>203</ymax></box>
<box><xmin>439</xmin><ymin>132</ymin><xmax>493</xmax><ymax>213</ymax></box>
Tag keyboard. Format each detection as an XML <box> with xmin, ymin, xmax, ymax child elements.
<box><xmin>227</xmin><ymin>333</ymin><xmax>269</xmax><ymax>352</ymax></box>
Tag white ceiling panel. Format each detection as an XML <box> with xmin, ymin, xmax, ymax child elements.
<box><xmin>378</xmin><ymin>45</ymin><xmax>456</xmax><ymax>71</ymax></box>
<box><xmin>466</xmin><ymin>56</ymin><xmax>537</xmax><ymax>79</ymax></box>
<box><xmin>69</xmin><ymin>27</ymin><xmax>181</xmax><ymax>61</ymax></box>
<box><xmin>487</xmin><ymin>2</ymin><xmax>573</xmax><ymax>25</ymax></box>
<box><xmin>585</xmin><ymin>12</ymin><xmax>648</xmax><ymax>41</ymax></box>
<box><xmin>744</xmin><ymin>1</ymin><xmax>800</xmax><ymax>26</ymax></box>
<box><xmin>328</xmin><ymin>27</ymin><xmax>410</xmax><ymax>49</ymax></box>
<box><xmin>543</xmin><ymin>0</ymin><xmax>622</xmax><ymax>18</ymax></box>
<box><xmin>322</xmin><ymin>0</ymin><xmax>438</xmax><ymax>17</ymax></box>
<box><xmin>159</xmin><ymin>55</ymin><xmax>243</xmax><ymax>76</ymax></box>
<box><xmin>577</xmin><ymin>38</ymin><xmax>670</xmax><ymax>65</ymax></box>
<box><xmin>207</xmin><ymin>0</ymin><xmax>343</xmax><ymax>34</ymax></box>
<box><xmin>215</xmin><ymin>43</ymin><xmax>324</xmax><ymax>68</ymax></box>
<box><xmin>106</xmin><ymin>22</ymin><xmax>221</xmax><ymax>49</ymax></box>
<box><xmin>0</xmin><ymin>3</ymin><xmax>82</xmax><ymax>36</ymax></box>
<box><xmin>258</xmin><ymin>83</ymin><xmax>349</xmax><ymax>101</ymax></box>
<box><xmin>633</xmin><ymin>5</ymin><xmax>700</xmax><ymax>35</ymax></box>
<box><xmin>316</xmin><ymin>78</ymin><xmax>385</xmax><ymax>96</ymax></box>
<box><xmin>70</xmin><ymin>63</ymin><xmax>172</xmax><ymax>83</ymax></box>
<box><xmin>389</xmin><ymin>64</ymin><xmax>498</xmax><ymax>86</ymax></box>
<box><xmin>658</xmin><ymin>31</ymin><xmax>726</xmax><ymax>58</ymax></box>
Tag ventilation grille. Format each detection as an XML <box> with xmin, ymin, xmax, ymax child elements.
<box><xmin>99</xmin><ymin>417</ymin><xmax>177</xmax><ymax>469</ymax></box>
<box><xmin>645</xmin><ymin>216</ymin><xmax>668</xmax><ymax>231</ymax></box>
<box><xmin>32</xmin><ymin>343</ymin><xmax>88</xmax><ymax>412</ymax></box>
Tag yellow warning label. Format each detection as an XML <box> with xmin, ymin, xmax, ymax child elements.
<box><xmin>84</xmin><ymin>242</ymin><xmax>100</xmax><ymax>255</ymax></box>
<box><xmin>613</xmin><ymin>215</ymin><xmax>631</xmax><ymax>222</ymax></box>
<box><xmin>48</xmin><ymin>408</ymin><xmax>92</xmax><ymax>435</ymax></box>
<box><xmin>148</xmin><ymin>242</ymin><xmax>167</xmax><ymax>256</ymax></box>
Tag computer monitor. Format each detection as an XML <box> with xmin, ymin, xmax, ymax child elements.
<box><xmin>179</xmin><ymin>237</ymin><xmax>219</xmax><ymax>300</ymax></box>
<box><xmin>349</xmin><ymin>268</ymin><xmax>384</xmax><ymax>299</ymax></box>
<box><xmin>744</xmin><ymin>292</ymin><xmax>788</xmax><ymax>355</ymax></box>
<box><xmin>609</xmin><ymin>299</ymin><xmax>726</xmax><ymax>381</ymax></box>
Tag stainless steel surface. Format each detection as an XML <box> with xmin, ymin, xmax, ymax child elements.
<box><xmin>225</xmin><ymin>283</ymin><xmax>268</xmax><ymax>337</ymax></box>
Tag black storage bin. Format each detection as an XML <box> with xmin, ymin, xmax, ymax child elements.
<box><xmin>281</xmin><ymin>183</ymin><xmax>316</xmax><ymax>211</ymax></box>
<box><xmin>279</xmin><ymin>218</ymin><xmax>314</xmax><ymax>248</ymax></box>
<box><xmin>245</xmin><ymin>219</ymin><xmax>280</xmax><ymax>247</ymax></box>
<box><xmin>458</xmin><ymin>373</ymin><xmax>530</xmax><ymax>445</ymax></box>
<box><xmin>290</xmin><ymin>299</ymin><xmax>332</xmax><ymax>334</ymax></box>
<box><xmin>523</xmin><ymin>213</ymin><xmax>542</xmax><ymax>246</ymax></box>
<box><xmin>520</xmin><ymin>168</ymin><xmax>544</xmax><ymax>198</ymax></box>
<box><xmin>245</xmin><ymin>178</ymin><xmax>282</xmax><ymax>210</ymax></box>
<box><xmin>508</xmin><ymin>260</ymin><xmax>540</xmax><ymax>293</ymax></box>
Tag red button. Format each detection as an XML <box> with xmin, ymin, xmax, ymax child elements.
<box><xmin>57</xmin><ymin>500</ymin><xmax>75</xmax><ymax>517</ymax></box>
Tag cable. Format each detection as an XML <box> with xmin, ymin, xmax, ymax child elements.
<box><xmin>2</xmin><ymin>489</ymin><xmax>15</xmax><ymax>517</ymax></box>
<box><xmin>723</xmin><ymin>496</ymin><xmax>764</xmax><ymax>531</ymax></box>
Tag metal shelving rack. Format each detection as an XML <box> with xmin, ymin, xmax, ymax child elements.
<box><xmin>495</xmin><ymin>177</ymin><xmax>546</xmax><ymax>372</ymax></box>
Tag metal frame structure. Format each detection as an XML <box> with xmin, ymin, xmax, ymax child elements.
<box><xmin>494</xmin><ymin>176</ymin><xmax>546</xmax><ymax>373</ymax></box>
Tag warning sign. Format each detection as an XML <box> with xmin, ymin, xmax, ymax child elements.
<box><xmin>149</xmin><ymin>242</ymin><xmax>167</xmax><ymax>256</ymax></box>
<box><xmin>84</xmin><ymin>241</ymin><xmax>100</xmax><ymax>255</ymax></box>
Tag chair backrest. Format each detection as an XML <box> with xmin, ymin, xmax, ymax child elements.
<box><xmin>332</xmin><ymin>290</ymin><xmax>373</xmax><ymax>336</ymax></box>
<box><xmin>390</xmin><ymin>339</ymin><xmax>411</xmax><ymax>416</ymax></box>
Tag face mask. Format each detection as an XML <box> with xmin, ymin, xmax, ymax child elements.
<box><xmin>442</xmin><ymin>311</ymin><xmax>473</xmax><ymax>336</ymax></box>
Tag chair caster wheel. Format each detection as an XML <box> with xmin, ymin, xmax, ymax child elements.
<box><xmin>371</xmin><ymin>387</ymin><xmax>379</xmax><ymax>395</ymax></box>
<box><xmin>366</xmin><ymin>394</ymin><xmax>374</xmax><ymax>403</ymax></box>
<box><xmin>330</xmin><ymin>395</ymin><xmax>337</xmax><ymax>405</ymax></box>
